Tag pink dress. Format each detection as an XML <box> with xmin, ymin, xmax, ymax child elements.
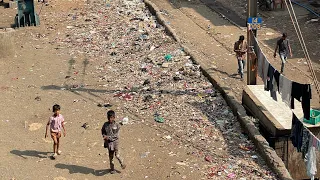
<box><xmin>49</xmin><ymin>114</ymin><xmax>64</xmax><ymax>133</ymax></box>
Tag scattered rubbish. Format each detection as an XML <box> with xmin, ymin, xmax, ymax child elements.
<box><xmin>121</xmin><ymin>117</ymin><xmax>129</xmax><ymax>125</ymax></box>
<box><xmin>140</xmin><ymin>152</ymin><xmax>150</xmax><ymax>158</ymax></box>
<box><xmin>154</xmin><ymin>113</ymin><xmax>164</xmax><ymax>123</ymax></box>
<box><xmin>162</xmin><ymin>62</ymin><xmax>170</xmax><ymax>68</ymax></box>
<box><xmin>150</xmin><ymin>46</ymin><xmax>156</xmax><ymax>51</ymax></box>
<box><xmin>173</xmin><ymin>76</ymin><xmax>182</xmax><ymax>81</ymax></box>
<box><xmin>176</xmin><ymin>162</ymin><xmax>187</xmax><ymax>166</ymax></box>
<box><xmin>239</xmin><ymin>144</ymin><xmax>252</xmax><ymax>151</ymax></box>
<box><xmin>143</xmin><ymin>95</ymin><xmax>153</xmax><ymax>102</ymax></box>
<box><xmin>37</xmin><ymin>159</ymin><xmax>44</xmax><ymax>163</ymax></box>
<box><xmin>97</xmin><ymin>103</ymin><xmax>112</xmax><ymax>108</ymax></box>
<box><xmin>227</xmin><ymin>173</ymin><xmax>236</xmax><ymax>178</ymax></box>
<box><xmin>143</xmin><ymin>79</ymin><xmax>150</xmax><ymax>86</ymax></box>
<box><xmin>306</xmin><ymin>18</ymin><xmax>319</xmax><ymax>24</ymax></box>
<box><xmin>81</xmin><ymin>123</ymin><xmax>89</xmax><ymax>129</ymax></box>
<box><xmin>34</xmin><ymin>96</ymin><xmax>41</xmax><ymax>101</ymax></box>
<box><xmin>123</xmin><ymin>94</ymin><xmax>133</xmax><ymax>101</ymax></box>
<box><xmin>164</xmin><ymin>54</ymin><xmax>172</xmax><ymax>61</ymax></box>
<box><xmin>205</xmin><ymin>155</ymin><xmax>212</xmax><ymax>162</ymax></box>
<box><xmin>32</xmin><ymin>0</ymin><xmax>278</xmax><ymax>179</ymax></box>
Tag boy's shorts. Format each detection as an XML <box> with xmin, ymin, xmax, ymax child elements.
<box><xmin>51</xmin><ymin>132</ymin><xmax>61</xmax><ymax>139</ymax></box>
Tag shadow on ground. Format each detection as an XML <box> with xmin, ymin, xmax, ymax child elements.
<box><xmin>55</xmin><ymin>163</ymin><xmax>120</xmax><ymax>176</ymax></box>
<box><xmin>10</xmin><ymin>150</ymin><xmax>49</xmax><ymax>159</ymax></box>
<box><xmin>207</xmin><ymin>67</ymin><xmax>242</xmax><ymax>80</ymax></box>
<box><xmin>41</xmin><ymin>84</ymin><xmax>208</xmax><ymax>104</ymax></box>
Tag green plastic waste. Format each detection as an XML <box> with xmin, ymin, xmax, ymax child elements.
<box><xmin>164</xmin><ymin>54</ymin><xmax>172</xmax><ymax>61</ymax></box>
<box><xmin>154</xmin><ymin>114</ymin><xmax>164</xmax><ymax>123</ymax></box>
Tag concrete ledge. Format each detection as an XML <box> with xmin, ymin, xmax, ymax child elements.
<box><xmin>144</xmin><ymin>0</ymin><xmax>293</xmax><ymax>179</ymax></box>
<box><xmin>242</xmin><ymin>86</ymin><xmax>291</xmax><ymax>137</ymax></box>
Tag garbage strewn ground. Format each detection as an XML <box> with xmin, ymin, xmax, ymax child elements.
<box><xmin>0</xmin><ymin>0</ymin><xmax>277</xmax><ymax>179</ymax></box>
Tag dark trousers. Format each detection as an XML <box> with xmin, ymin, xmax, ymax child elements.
<box><xmin>108</xmin><ymin>149</ymin><xmax>123</xmax><ymax>170</ymax></box>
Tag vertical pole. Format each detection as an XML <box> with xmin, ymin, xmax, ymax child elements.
<box><xmin>247</xmin><ymin>0</ymin><xmax>257</xmax><ymax>85</ymax></box>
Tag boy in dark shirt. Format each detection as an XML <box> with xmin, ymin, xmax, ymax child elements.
<box><xmin>274</xmin><ymin>33</ymin><xmax>292</xmax><ymax>73</ymax></box>
<box><xmin>101</xmin><ymin>110</ymin><xmax>126</xmax><ymax>174</ymax></box>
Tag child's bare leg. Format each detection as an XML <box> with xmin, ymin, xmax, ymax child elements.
<box><xmin>51</xmin><ymin>133</ymin><xmax>58</xmax><ymax>154</ymax></box>
<box><xmin>115</xmin><ymin>150</ymin><xmax>124</xmax><ymax>166</ymax></box>
<box><xmin>57</xmin><ymin>137</ymin><xmax>60</xmax><ymax>152</ymax></box>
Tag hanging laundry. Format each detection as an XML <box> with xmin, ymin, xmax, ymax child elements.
<box><xmin>265</xmin><ymin>64</ymin><xmax>274</xmax><ymax>91</ymax></box>
<box><xmin>257</xmin><ymin>48</ymin><xmax>264</xmax><ymax>79</ymax></box>
<box><xmin>291</xmin><ymin>113</ymin><xmax>304</xmax><ymax>152</ymax></box>
<box><xmin>291</xmin><ymin>82</ymin><xmax>312</xmax><ymax>120</ymax></box>
<box><xmin>301</xmin><ymin>128</ymin><xmax>310</xmax><ymax>158</ymax></box>
<box><xmin>317</xmin><ymin>138</ymin><xmax>320</xmax><ymax>151</ymax></box>
<box><xmin>279</xmin><ymin>74</ymin><xmax>292</xmax><ymax>106</ymax></box>
<box><xmin>263</xmin><ymin>58</ymin><xmax>269</xmax><ymax>85</ymax></box>
<box><xmin>312</xmin><ymin>134</ymin><xmax>318</xmax><ymax>148</ymax></box>
<box><xmin>305</xmin><ymin>136</ymin><xmax>317</xmax><ymax>179</ymax></box>
<box><xmin>255</xmin><ymin>39</ymin><xmax>262</xmax><ymax>60</ymax></box>
<box><xmin>265</xmin><ymin>64</ymin><xmax>277</xmax><ymax>100</ymax></box>
<box><xmin>273</xmin><ymin>70</ymin><xmax>280</xmax><ymax>92</ymax></box>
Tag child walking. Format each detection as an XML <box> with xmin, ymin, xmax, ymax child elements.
<box><xmin>45</xmin><ymin>104</ymin><xmax>66</xmax><ymax>159</ymax></box>
<box><xmin>101</xmin><ymin>110</ymin><xmax>126</xmax><ymax>174</ymax></box>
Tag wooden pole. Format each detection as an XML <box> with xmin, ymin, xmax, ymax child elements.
<box><xmin>247</xmin><ymin>0</ymin><xmax>257</xmax><ymax>85</ymax></box>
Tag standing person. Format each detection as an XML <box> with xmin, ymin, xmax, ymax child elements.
<box><xmin>274</xmin><ymin>33</ymin><xmax>292</xmax><ymax>73</ymax></box>
<box><xmin>45</xmin><ymin>104</ymin><xmax>66</xmax><ymax>159</ymax></box>
<box><xmin>101</xmin><ymin>110</ymin><xmax>126</xmax><ymax>174</ymax></box>
<box><xmin>234</xmin><ymin>35</ymin><xmax>248</xmax><ymax>80</ymax></box>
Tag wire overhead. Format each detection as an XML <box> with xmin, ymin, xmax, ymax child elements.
<box><xmin>284</xmin><ymin>0</ymin><xmax>320</xmax><ymax>100</ymax></box>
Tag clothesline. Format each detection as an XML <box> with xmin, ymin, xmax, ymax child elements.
<box><xmin>251</xmin><ymin>30</ymin><xmax>318</xmax><ymax>178</ymax></box>
<box><xmin>251</xmin><ymin>30</ymin><xmax>319</xmax><ymax>141</ymax></box>
<box><xmin>251</xmin><ymin>31</ymin><xmax>311</xmax><ymax>84</ymax></box>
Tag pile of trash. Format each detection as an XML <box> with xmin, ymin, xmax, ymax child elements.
<box><xmin>44</xmin><ymin>0</ymin><xmax>277</xmax><ymax>179</ymax></box>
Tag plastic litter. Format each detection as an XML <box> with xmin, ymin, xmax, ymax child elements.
<box><xmin>154</xmin><ymin>113</ymin><xmax>164</xmax><ymax>123</ymax></box>
<box><xmin>121</xmin><ymin>117</ymin><xmax>129</xmax><ymax>125</ymax></box>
